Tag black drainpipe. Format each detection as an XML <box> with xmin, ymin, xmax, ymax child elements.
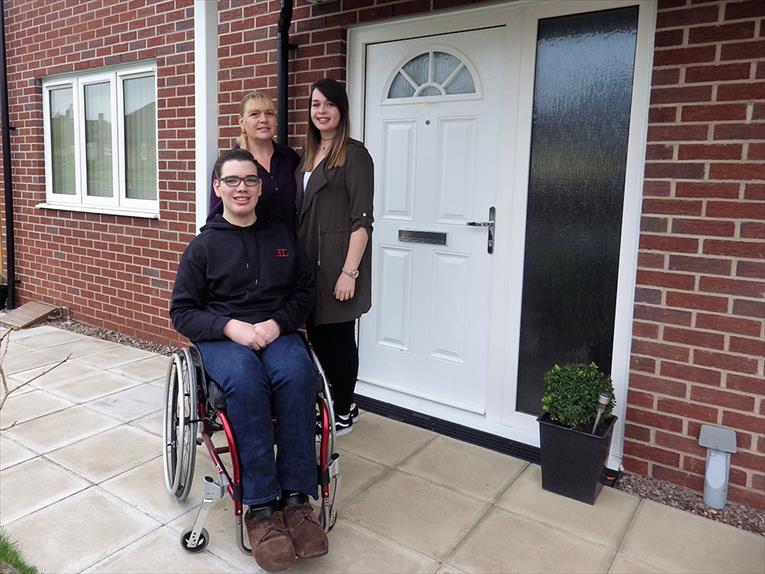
<box><xmin>277</xmin><ymin>0</ymin><xmax>294</xmax><ymax>146</ymax></box>
<box><xmin>0</xmin><ymin>0</ymin><xmax>16</xmax><ymax>309</ymax></box>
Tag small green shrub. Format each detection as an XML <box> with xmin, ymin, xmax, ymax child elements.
<box><xmin>541</xmin><ymin>362</ymin><xmax>615</xmax><ymax>431</ymax></box>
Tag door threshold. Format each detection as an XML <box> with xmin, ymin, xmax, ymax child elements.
<box><xmin>355</xmin><ymin>395</ymin><xmax>541</xmax><ymax>464</ymax></box>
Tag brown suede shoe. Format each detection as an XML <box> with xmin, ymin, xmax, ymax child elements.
<box><xmin>245</xmin><ymin>510</ymin><xmax>296</xmax><ymax>571</ymax></box>
<box><xmin>283</xmin><ymin>502</ymin><xmax>329</xmax><ymax>559</ymax></box>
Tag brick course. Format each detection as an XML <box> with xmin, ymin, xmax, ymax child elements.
<box><xmin>1</xmin><ymin>0</ymin><xmax>762</xmax><ymax>508</ymax></box>
<box><xmin>1</xmin><ymin>0</ymin><xmax>195</xmax><ymax>346</ymax></box>
<box><xmin>628</xmin><ymin>0</ymin><xmax>764</xmax><ymax>509</ymax></box>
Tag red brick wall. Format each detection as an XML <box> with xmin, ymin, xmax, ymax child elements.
<box><xmin>2</xmin><ymin>0</ymin><xmax>762</xmax><ymax>507</ymax></box>
<box><xmin>216</xmin><ymin>0</ymin><xmax>482</xmax><ymax>151</ymax></box>
<box><xmin>0</xmin><ymin>0</ymin><xmax>195</xmax><ymax>345</ymax></box>
<box><xmin>625</xmin><ymin>0</ymin><xmax>764</xmax><ymax>509</ymax></box>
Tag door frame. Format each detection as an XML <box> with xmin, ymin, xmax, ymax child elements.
<box><xmin>348</xmin><ymin>0</ymin><xmax>657</xmax><ymax>467</ymax></box>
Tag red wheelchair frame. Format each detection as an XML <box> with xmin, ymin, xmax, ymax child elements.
<box><xmin>162</xmin><ymin>341</ymin><xmax>340</xmax><ymax>553</ymax></box>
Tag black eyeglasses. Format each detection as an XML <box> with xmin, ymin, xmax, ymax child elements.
<box><xmin>219</xmin><ymin>175</ymin><xmax>261</xmax><ymax>187</ymax></box>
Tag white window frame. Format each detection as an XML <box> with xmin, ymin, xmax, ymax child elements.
<box><xmin>41</xmin><ymin>63</ymin><xmax>159</xmax><ymax>218</ymax></box>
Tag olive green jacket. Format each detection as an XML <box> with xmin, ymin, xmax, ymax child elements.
<box><xmin>295</xmin><ymin>139</ymin><xmax>374</xmax><ymax>325</ymax></box>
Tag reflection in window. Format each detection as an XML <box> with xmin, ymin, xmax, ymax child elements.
<box><xmin>50</xmin><ymin>88</ymin><xmax>76</xmax><ymax>195</ymax></box>
<box><xmin>84</xmin><ymin>82</ymin><xmax>113</xmax><ymax>197</ymax></box>
<box><xmin>124</xmin><ymin>76</ymin><xmax>157</xmax><ymax>200</ymax></box>
<box><xmin>388</xmin><ymin>51</ymin><xmax>476</xmax><ymax>99</ymax></box>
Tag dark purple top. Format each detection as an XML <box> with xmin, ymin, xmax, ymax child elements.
<box><xmin>207</xmin><ymin>142</ymin><xmax>300</xmax><ymax>229</ymax></box>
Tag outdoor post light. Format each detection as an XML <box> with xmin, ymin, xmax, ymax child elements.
<box><xmin>698</xmin><ymin>424</ymin><xmax>737</xmax><ymax>510</ymax></box>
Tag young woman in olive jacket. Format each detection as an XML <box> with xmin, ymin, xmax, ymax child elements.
<box><xmin>296</xmin><ymin>78</ymin><xmax>374</xmax><ymax>435</ymax></box>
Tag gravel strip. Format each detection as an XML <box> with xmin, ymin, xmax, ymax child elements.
<box><xmin>616</xmin><ymin>471</ymin><xmax>764</xmax><ymax>536</ymax></box>
<box><xmin>17</xmin><ymin>317</ymin><xmax>765</xmax><ymax>536</ymax></box>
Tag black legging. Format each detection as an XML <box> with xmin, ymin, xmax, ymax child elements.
<box><xmin>306</xmin><ymin>320</ymin><xmax>358</xmax><ymax>415</ymax></box>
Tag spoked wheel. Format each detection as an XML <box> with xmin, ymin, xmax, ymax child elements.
<box><xmin>163</xmin><ymin>348</ymin><xmax>198</xmax><ymax>500</ymax></box>
<box><xmin>180</xmin><ymin>527</ymin><xmax>209</xmax><ymax>553</ymax></box>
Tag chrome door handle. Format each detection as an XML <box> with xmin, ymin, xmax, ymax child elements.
<box><xmin>466</xmin><ymin>206</ymin><xmax>495</xmax><ymax>254</ymax></box>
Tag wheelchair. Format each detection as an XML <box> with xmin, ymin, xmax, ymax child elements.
<box><xmin>162</xmin><ymin>336</ymin><xmax>341</xmax><ymax>554</ymax></box>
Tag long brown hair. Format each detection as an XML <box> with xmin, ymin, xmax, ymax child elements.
<box><xmin>238</xmin><ymin>91</ymin><xmax>276</xmax><ymax>150</ymax></box>
<box><xmin>301</xmin><ymin>78</ymin><xmax>350</xmax><ymax>171</ymax></box>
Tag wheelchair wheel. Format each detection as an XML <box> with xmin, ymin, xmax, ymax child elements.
<box><xmin>163</xmin><ymin>348</ymin><xmax>198</xmax><ymax>500</ymax></box>
<box><xmin>180</xmin><ymin>527</ymin><xmax>209</xmax><ymax>553</ymax></box>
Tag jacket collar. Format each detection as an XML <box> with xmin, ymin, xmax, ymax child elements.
<box><xmin>297</xmin><ymin>158</ymin><xmax>328</xmax><ymax>219</ymax></box>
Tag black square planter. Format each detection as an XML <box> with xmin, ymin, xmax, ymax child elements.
<box><xmin>537</xmin><ymin>412</ymin><xmax>617</xmax><ymax>505</ymax></box>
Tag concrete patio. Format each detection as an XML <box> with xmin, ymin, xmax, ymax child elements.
<box><xmin>0</xmin><ymin>325</ymin><xmax>763</xmax><ymax>573</ymax></box>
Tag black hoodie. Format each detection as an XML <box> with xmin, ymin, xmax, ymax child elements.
<box><xmin>170</xmin><ymin>215</ymin><xmax>315</xmax><ymax>342</ymax></box>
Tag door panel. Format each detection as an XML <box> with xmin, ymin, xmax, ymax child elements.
<box><xmin>360</xmin><ymin>28</ymin><xmax>506</xmax><ymax>414</ymax></box>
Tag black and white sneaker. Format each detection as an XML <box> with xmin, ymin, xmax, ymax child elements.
<box><xmin>315</xmin><ymin>410</ymin><xmax>354</xmax><ymax>440</ymax></box>
<box><xmin>349</xmin><ymin>402</ymin><xmax>360</xmax><ymax>422</ymax></box>
<box><xmin>334</xmin><ymin>413</ymin><xmax>353</xmax><ymax>436</ymax></box>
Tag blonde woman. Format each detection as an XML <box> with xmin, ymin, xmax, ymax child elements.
<box><xmin>208</xmin><ymin>91</ymin><xmax>300</xmax><ymax>227</ymax></box>
<box><xmin>296</xmin><ymin>78</ymin><xmax>374</xmax><ymax>436</ymax></box>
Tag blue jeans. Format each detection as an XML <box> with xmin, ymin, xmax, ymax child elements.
<box><xmin>196</xmin><ymin>334</ymin><xmax>318</xmax><ymax>505</ymax></box>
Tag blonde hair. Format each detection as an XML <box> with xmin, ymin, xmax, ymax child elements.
<box><xmin>238</xmin><ymin>91</ymin><xmax>277</xmax><ymax>150</ymax></box>
<box><xmin>301</xmin><ymin>79</ymin><xmax>350</xmax><ymax>171</ymax></box>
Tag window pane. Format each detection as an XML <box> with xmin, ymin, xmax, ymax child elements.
<box><xmin>124</xmin><ymin>76</ymin><xmax>156</xmax><ymax>200</ymax></box>
<box><xmin>419</xmin><ymin>85</ymin><xmax>442</xmax><ymax>97</ymax></box>
<box><xmin>445</xmin><ymin>66</ymin><xmax>475</xmax><ymax>95</ymax></box>
<box><xmin>402</xmin><ymin>53</ymin><xmax>429</xmax><ymax>86</ymax></box>
<box><xmin>389</xmin><ymin>72</ymin><xmax>416</xmax><ymax>99</ymax></box>
<box><xmin>84</xmin><ymin>82</ymin><xmax>113</xmax><ymax>197</ymax></box>
<box><xmin>515</xmin><ymin>6</ymin><xmax>639</xmax><ymax>414</ymax></box>
<box><xmin>50</xmin><ymin>88</ymin><xmax>76</xmax><ymax>195</ymax></box>
<box><xmin>433</xmin><ymin>52</ymin><xmax>460</xmax><ymax>84</ymax></box>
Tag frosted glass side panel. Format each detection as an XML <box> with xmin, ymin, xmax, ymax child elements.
<box><xmin>516</xmin><ymin>6</ymin><xmax>639</xmax><ymax>415</ymax></box>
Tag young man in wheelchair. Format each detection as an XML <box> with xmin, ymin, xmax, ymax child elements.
<box><xmin>170</xmin><ymin>148</ymin><xmax>328</xmax><ymax>571</ymax></box>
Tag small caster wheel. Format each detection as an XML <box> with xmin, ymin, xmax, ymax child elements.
<box><xmin>180</xmin><ymin>527</ymin><xmax>209</xmax><ymax>552</ymax></box>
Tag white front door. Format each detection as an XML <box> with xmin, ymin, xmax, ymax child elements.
<box><xmin>352</xmin><ymin>1</ymin><xmax>654</xmax><ymax>457</ymax></box>
<box><xmin>359</xmin><ymin>26</ymin><xmax>511</xmax><ymax>418</ymax></box>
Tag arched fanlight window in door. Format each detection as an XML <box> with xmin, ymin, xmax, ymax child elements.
<box><xmin>387</xmin><ymin>50</ymin><xmax>477</xmax><ymax>99</ymax></box>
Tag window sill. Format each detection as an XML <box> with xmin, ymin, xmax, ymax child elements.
<box><xmin>36</xmin><ymin>203</ymin><xmax>159</xmax><ymax>219</ymax></box>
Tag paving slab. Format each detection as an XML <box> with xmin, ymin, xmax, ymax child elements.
<box><xmin>11</xmin><ymin>358</ymin><xmax>102</xmax><ymax>387</ymax></box>
<box><xmin>448</xmin><ymin>506</ymin><xmax>613</xmax><ymax>573</ymax></box>
<box><xmin>0</xmin><ymin>435</ymin><xmax>36</xmax><ymax>470</ymax></box>
<box><xmin>86</xmin><ymin>383</ymin><xmax>164</xmax><ymax>422</ymax></box>
<box><xmin>332</xmin><ymin>449</ymin><xmax>388</xmax><ymax>507</ymax></box>
<box><xmin>83</xmin><ymin>526</ymin><xmax>240</xmax><ymax>573</ymax></box>
<box><xmin>400</xmin><ymin>434</ymin><xmax>527</xmax><ymax>502</ymax></box>
<box><xmin>101</xmin><ymin>452</ymin><xmax>214</xmax><ymax>524</ymax></box>
<box><xmin>0</xmin><ymin>388</ymin><xmax>74</xmax><ymax>428</ymax></box>
<box><xmin>2</xmin><ymin>348</ymin><xmax>63</xmax><ymax>375</ymax></box>
<box><xmin>109</xmin><ymin>354</ymin><xmax>172</xmax><ymax>382</ymax></box>
<box><xmin>0</xmin><ymin>457</ymin><xmax>89</xmax><ymax>524</ymax></box>
<box><xmin>338</xmin><ymin>412</ymin><xmax>436</xmax><ymax>466</ymax></box>
<box><xmin>45</xmin><ymin>371</ymin><xmax>145</xmax><ymax>403</ymax></box>
<box><xmin>288</xmin><ymin>519</ymin><xmax>437</xmax><ymax>574</ymax></box>
<box><xmin>4</xmin><ymin>404</ymin><xmax>120</xmax><ymax>453</ymax></box>
<box><xmin>609</xmin><ymin>555</ymin><xmax>663</xmax><ymax>574</ymax></box>
<box><xmin>498</xmin><ymin>464</ymin><xmax>640</xmax><ymax>548</ymax></box>
<box><xmin>620</xmin><ymin>499</ymin><xmax>765</xmax><ymax>574</ymax></box>
<box><xmin>47</xmin><ymin>424</ymin><xmax>161</xmax><ymax>483</ymax></box>
<box><xmin>78</xmin><ymin>344</ymin><xmax>157</xmax><ymax>368</ymax></box>
<box><xmin>18</xmin><ymin>329</ymin><xmax>87</xmax><ymax>348</ymax></box>
<box><xmin>343</xmin><ymin>469</ymin><xmax>488</xmax><ymax>559</ymax></box>
<box><xmin>5</xmin><ymin>486</ymin><xmax>160</xmax><ymax>573</ymax></box>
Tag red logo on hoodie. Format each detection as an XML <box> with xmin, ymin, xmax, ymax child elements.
<box><xmin>276</xmin><ymin>248</ymin><xmax>289</xmax><ymax>258</ymax></box>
